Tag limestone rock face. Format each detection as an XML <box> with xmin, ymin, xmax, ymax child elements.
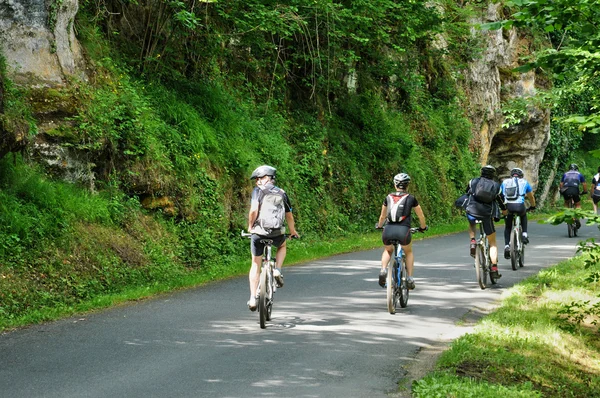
<box><xmin>0</xmin><ymin>0</ymin><xmax>86</xmax><ymax>85</ymax></box>
<box><xmin>465</xmin><ymin>3</ymin><xmax>550</xmax><ymax>189</ymax></box>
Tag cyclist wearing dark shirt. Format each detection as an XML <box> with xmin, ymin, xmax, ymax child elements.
<box><xmin>465</xmin><ymin>165</ymin><xmax>507</xmax><ymax>279</ymax></box>
<box><xmin>375</xmin><ymin>173</ymin><xmax>427</xmax><ymax>290</ymax></box>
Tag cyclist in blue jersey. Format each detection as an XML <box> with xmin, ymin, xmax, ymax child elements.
<box><xmin>560</xmin><ymin>164</ymin><xmax>587</xmax><ymax>228</ymax></box>
<box><xmin>500</xmin><ymin>168</ymin><xmax>536</xmax><ymax>259</ymax></box>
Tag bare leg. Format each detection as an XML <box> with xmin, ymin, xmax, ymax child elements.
<box><xmin>488</xmin><ymin>232</ymin><xmax>498</xmax><ymax>264</ymax></box>
<box><xmin>468</xmin><ymin>222</ymin><xmax>476</xmax><ymax>240</ymax></box>
<box><xmin>249</xmin><ymin>255</ymin><xmax>262</xmax><ymax>299</ymax></box>
<box><xmin>275</xmin><ymin>241</ymin><xmax>287</xmax><ymax>270</ymax></box>
<box><xmin>402</xmin><ymin>242</ymin><xmax>414</xmax><ymax>277</ymax></box>
<box><xmin>381</xmin><ymin>245</ymin><xmax>393</xmax><ymax>270</ymax></box>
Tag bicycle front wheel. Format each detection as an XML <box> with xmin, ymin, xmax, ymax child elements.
<box><xmin>259</xmin><ymin>265</ymin><xmax>269</xmax><ymax>329</ymax></box>
<box><xmin>510</xmin><ymin>228</ymin><xmax>518</xmax><ymax>271</ymax></box>
<box><xmin>398</xmin><ymin>259</ymin><xmax>409</xmax><ymax>308</ymax></box>
<box><xmin>386</xmin><ymin>258</ymin><xmax>396</xmax><ymax>314</ymax></box>
<box><xmin>475</xmin><ymin>244</ymin><xmax>486</xmax><ymax>290</ymax></box>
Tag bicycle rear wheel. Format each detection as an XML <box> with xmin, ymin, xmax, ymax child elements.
<box><xmin>386</xmin><ymin>257</ymin><xmax>396</xmax><ymax>314</ymax></box>
<box><xmin>259</xmin><ymin>265</ymin><xmax>269</xmax><ymax>329</ymax></box>
<box><xmin>398</xmin><ymin>259</ymin><xmax>409</xmax><ymax>308</ymax></box>
<box><xmin>510</xmin><ymin>228</ymin><xmax>518</xmax><ymax>271</ymax></box>
<box><xmin>567</xmin><ymin>222</ymin><xmax>572</xmax><ymax>238</ymax></box>
<box><xmin>475</xmin><ymin>244</ymin><xmax>486</xmax><ymax>289</ymax></box>
<box><xmin>265</xmin><ymin>269</ymin><xmax>273</xmax><ymax>321</ymax></box>
<box><xmin>519</xmin><ymin>242</ymin><xmax>525</xmax><ymax>268</ymax></box>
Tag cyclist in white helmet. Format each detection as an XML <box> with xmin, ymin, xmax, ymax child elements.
<box><xmin>246</xmin><ymin>165</ymin><xmax>299</xmax><ymax>311</ymax></box>
<box><xmin>500</xmin><ymin>167</ymin><xmax>536</xmax><ymax>259</ymax></box>
<box><xmin>375</xmin><ymin>173</ymin><xmax>427</xmax><ymax>290</ymax></box>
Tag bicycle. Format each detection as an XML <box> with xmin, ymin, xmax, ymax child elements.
<box><xmin>474</xmin><ymin>220</ymin><xmax>498</xmax><ymax>289</ymax></box>
<box><xmin>241</xmin><ymin>231</ymin><xmax>295</xmax><ymax>329</ymax></box>
<box><xmin>376</xmin><ymin>226</ymin><xmax>424</xmax><ymax>314</ymax></box>
<box><xmin>566</xmin><ymin>197</ymin><xmax>578</xmax><ymax>238</ymax></box>
<box><xmin>508</xmin><ymin>209</ymin><xmax>532</xmax><ymax>271</ymax></box>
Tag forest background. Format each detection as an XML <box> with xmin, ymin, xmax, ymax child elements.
<box><xmin>0</xmin><ymin>0</ymin><xmax>599</xmax><ymax>329</ymax></box>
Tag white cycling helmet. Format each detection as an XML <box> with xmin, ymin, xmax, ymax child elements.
<box><xmin>393</xmin><ymin>173</ymin><xmax>411</xmax><ymax>188</ymax></box>
<box><xmin>250</xmin><ymin>165</ymin><xmax>276</xmax><ymax>180</ymax></box>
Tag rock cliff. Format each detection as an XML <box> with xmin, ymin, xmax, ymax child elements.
<box><xmin>465</xmin><ymin>3</ymin><xmax>550</xmax><ymax>189</ymax></box>
<box><xmin>0</xmin><ymin>0</ymin><xmax>86</xmax><ymax>85</ymax></box>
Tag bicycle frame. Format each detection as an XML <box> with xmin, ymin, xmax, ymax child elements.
<box><xmin>509</xmin><ymin>213</ymin><xmax>524</xmax><ymax>270</ymax></box>
<box><xmin>386</xmin><ymin>241</ymin><xmax>409</xmax><ymax>314</ymax></box>
<box><xmin>241</xmin><ymin>231</ymin><xmax>294</xmax><ymax>329</ymax></box>
<box><xmin>474</xmin><ymin>220</ymin><xmax>496</xmax><ymax>289</ymax></box>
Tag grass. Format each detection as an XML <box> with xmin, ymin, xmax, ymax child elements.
<box><xmin>412</xmin><ymin>254</ymin><xmax>600</xmax><ymax>397</ymax></box>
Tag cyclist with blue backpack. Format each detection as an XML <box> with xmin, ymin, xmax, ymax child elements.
<box><xmin>246</xmin><ymin>165</ymin><xmax>299</xmax><ymax>311</ymax></box>
<box><xmin>501</xmin><ymin>168</ymin><xmax>536</xmax><ymax>259</ymax></box>
<box><xmin>465</xmin><ymin>165</ymin><xmax>507</xmax><ymax>279</ymax></box>
<box><xmin>376</xmin><ymin>173</ymin><xmax>428</xmax><ymax>290</ymax></box>
<box><xmin>560</xmin><ymin>163</ymin><xmax>588</xmax><ymax>228</ymax></box>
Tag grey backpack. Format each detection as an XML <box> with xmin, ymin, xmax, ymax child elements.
<box><xmin>257</xmin><ymin>187</ymin><xmax>286</xmax><ymax>232</ymax></box>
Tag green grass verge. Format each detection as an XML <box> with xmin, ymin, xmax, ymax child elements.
<box><xmin>412</xmin><ymin>255</ymin><xmax>600</xmax><ymax>397</ymax></box>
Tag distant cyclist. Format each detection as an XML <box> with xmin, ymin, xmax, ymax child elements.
<box><xmin>465</xmin><ymin>165</ymin><xmax>506</xmax><ymax>279</ymax></box>
<box><xmin>560</xmin><ymin>163</ymin><xmax>587</xmax><ymax>228</ymax></box>
<box><xmin>500</xmin><ymin>168</ymin><xmax>536</xmax><ymax>259</ymax></box>
<box><xmin>247</xmin><ymin>165</ymin><xmax>299</xmax><ymax>311</ymax></box>
<box><xmin>591</xmin><ymin>166</ymin><xmax>600</xmax><ymax>215</ymax></box>
<box><xmin>375</xmin><ymin>173</ymin><xmax>427</xmax><ymax>290</ymax></box>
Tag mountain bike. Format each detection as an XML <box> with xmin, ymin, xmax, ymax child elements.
<box><xmin>566</xmin><ymin>197</ymin><xmax>578</xmax><ymax>238</ymax></box>
<box><xmin>377</xmin><ymin>226</ymin><xmax>424</xmax><ymax>314</ymax></box>
<box><xmin>474</xmin><ymin>220</ymin><xmax>498</xmax><ymax>289</ymax></box>
<box><xmin>508</xmin><ymin>209</ymin><xmax>530</xmax><ymax>271</ymax></box>
<box><xmin>241</xmin><ymin>231</ymin><xmax>295</xmax><ymax>329</ymax></box>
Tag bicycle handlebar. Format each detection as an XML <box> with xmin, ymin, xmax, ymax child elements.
<box><xmin>375</xmin><ymin>224</ymin><xmax>428</xmax><ymax>233</ymax></box>
<box><xmin>241</xmin><ymin>230</ymin><xmax>300</xmax><ymax>239</ymax></box>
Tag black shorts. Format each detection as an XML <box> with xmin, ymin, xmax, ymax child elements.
<box><xmin>563</xmin><ymin>193</ymin><xmax>581</xmax><ymax>204</ymax></box>
<box><xmin>382</xmin><ymin>224</ymin><xmax>411</xmax><ymax>246</ymax></box>
<box><xmin>593</xmin><ymin>194</ymin><xmax>600</xmax><ymax>204</ymax></box>
<box><xmin>506</xmin><ymin>202</ymin><xmax>526</xmax><ymax>216</ymax></box>
<box><xmin>467</xmin><ymin>214</ymin><xmax>495</xmax><ymax>235</ymax></box>
<box><xmin>250</xmin><ymin>234</ymin><xmax>286</xmax><ymax>256</ymax></box>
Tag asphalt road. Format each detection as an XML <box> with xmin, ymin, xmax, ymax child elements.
<box><xmin>0</xmin><ymin>221</ymin><xmax>593</xmax><ymax>398</ymax></box>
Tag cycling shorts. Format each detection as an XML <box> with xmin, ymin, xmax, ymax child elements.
<box><xmin>250</xmin><ymin>234</ymin><xmax>286</xmax><ymax>256</ymax></box>
<box><xmin>467</xmin><ymin>213</ymin><xmax>495</xmax><ymax>236</ymax></box>
<box><xmin>382</xmin><ymin>223</ymin><xmax>411</xmax><ymax>246</ymax></box>
<box><xmin>563</xmin><ymin>193</ymin><xmax>581</xmax><ymax>204</ymax></box>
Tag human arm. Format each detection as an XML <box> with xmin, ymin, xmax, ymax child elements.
<box><xmin>525</xmin><ymin>191</ymin><xmax>536</xmax><ymax>208</ymax></box>
<box><xmin>413</xmin><ymin>205</ymin><xmax>427</xmax><ymax>230</ymax></box>
<box><xmin>376</xmin><ymin>205</ymin><xmax>387</xmax><ymax>229</ymax></box>
<box><xmin>248</xmin><ymin>204</ymin><xmax>259</xmax><ymax>232</ymax></box>
<box><xmin>285</xmin><ymin>211</ymin><xmax>299</xmax><ymax>237</ymax></box>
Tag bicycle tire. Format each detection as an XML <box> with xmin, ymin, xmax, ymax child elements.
<box><xmin>259</xmin><ymin>264</ymin><xmax>268</xmax><ymax>329</ymax></box>
<box><xmin>510</xmin><ymin>228</ymin><xmax>518</xmax><ymax>271</ymax></box>
<box><xmin>387</xmin><ymin>257</ymin><xmax>396</xmax><ymax>314</ymax></box>
<box><xmin>519</xmin><ymin>241</ymin><xmax>525</xmax><ymax>268</ymax></box>
<box><xmin>568</xmin><ymin>222</ymin><xmax>573</xmax><ymax>238</ymax></box>
<box><xmin>475</xmin><ymin>244</ymin><xmax>486</xmax><ymax>289</ymax></box>
<box><xmin>265</xmin><ymin>267</ymin><xmax>273</xmax><ymax>321</ymax></box>
<box><xmin>398</xmin><ymin>258</ymin><xmax>409</xmax><ymax>308</ymax></box>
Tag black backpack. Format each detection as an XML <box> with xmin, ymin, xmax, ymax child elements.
<box><xmin>470</xmin><ymin>177</ymin><xmax>497</xmax><ymax>204</ymax></box>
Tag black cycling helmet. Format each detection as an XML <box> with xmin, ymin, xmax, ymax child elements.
<box><xmin>250</xmin><ymin>165</ymin><xmax>276</xmax><ymax>180</ymax></box>
<box><xmin>393</xmin><ymin>173</ymin><xmax>411</xmax><ymax>188</ymax></box>
<box><xmin>510</xmin><ymin>167</ymin><xmax>524</xmax><ymax>178</ymax></box>
<box><xmin>569</xmin><ymin>163</ymin><xmax>579</xmax><ymax>171</ymax></box>
<box><xmin>480</xmin><ymin>165</ymin><xmax>496</xmax><ymax>179</ymax></box>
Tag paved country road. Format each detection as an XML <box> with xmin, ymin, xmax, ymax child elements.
<box><xmin>0</xmin><ymin>221</ymin><xmax>593</xmax><ymax>398</ymax></box>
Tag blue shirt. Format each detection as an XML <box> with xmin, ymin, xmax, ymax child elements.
<box><xmin>501</xmin><ymin>177</ymin><xmax>532</xmax><ymax>204</ymax></box>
